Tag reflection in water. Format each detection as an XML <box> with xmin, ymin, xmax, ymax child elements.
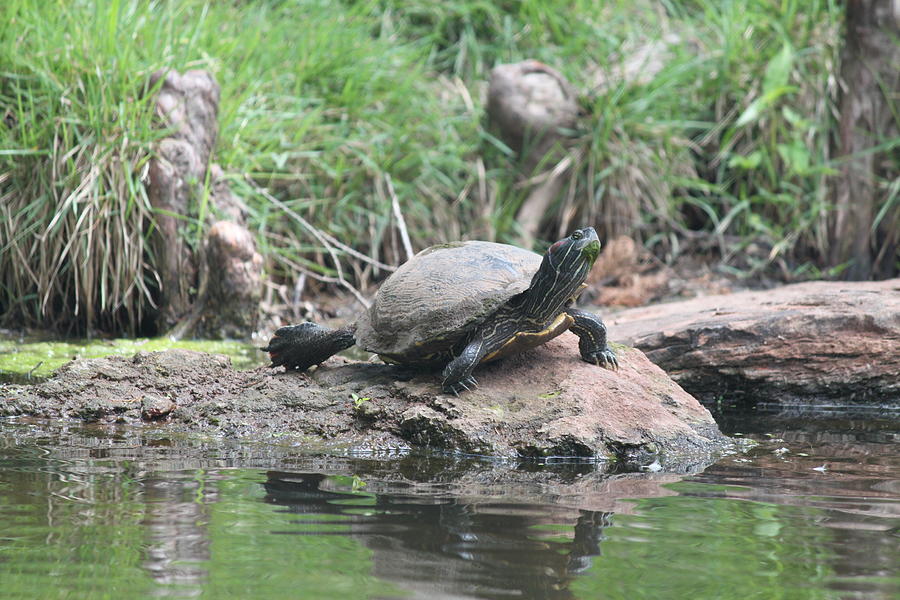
<box><xmin>695</xmin><ymin>413</ymin><xmax>900</xmax><ymax>600</ymax></box>
<box><xmin>0</xmin><ymin>417</ymin><xmax>897</xmax><ymax>599</ymax></box>
<box><xmin>141</xmin><ymin>473</ymin><xmax>214</xmax><ymax>596</ymax></box>
<box><xmin>263</xmin><ymin>471</ymin><xmax>613</xmax><ymax>599</ymax></box>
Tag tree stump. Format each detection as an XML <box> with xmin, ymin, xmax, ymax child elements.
<box><xmin>147</xmin><ymin>69</ymin><xmax>261</xmax><ymax>339</ymax></box>
<box><xmin>829</xmin><ymin>0</ymin><xmax>900</xmax><ymax>279</ymax></box>
<box><xmin>487</xmin><ymin>60</ymin><xmax>580</xmax><ymax>246</ymax></box>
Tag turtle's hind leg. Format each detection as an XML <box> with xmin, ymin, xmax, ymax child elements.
<box><xmin>263</xmin><ymin>322</ymin><xmax>355</xmax><ymax>371</ymax></box>
<box><xmin>566</xmin><ymin>308</ymin><xmax>618</xmax><ymax>370</ymax></box>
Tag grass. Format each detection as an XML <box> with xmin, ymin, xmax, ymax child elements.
<box><xmin>1</xmin><ymin>0</ymin><xmax>896</xmax><ymax>336</ymax></box>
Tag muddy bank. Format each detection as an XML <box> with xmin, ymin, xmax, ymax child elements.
<box><xmin>0</xmin><ymin>335</ymin><xmax>731</xmax><ymax>466</ymax></box>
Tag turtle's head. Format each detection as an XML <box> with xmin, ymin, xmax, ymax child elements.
<box><xmin>523</xmin><ymin>228</ymin><xmax>601</xmax><ymax>321</ymax></box>
<box><xmin>546</xmin><ymin>227</ymin><xmax>601</xmax><ymax>272</ymax></box>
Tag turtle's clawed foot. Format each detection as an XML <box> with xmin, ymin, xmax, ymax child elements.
<box><xmin>441</xmin><ymin>345</ymin><xmax>483</xmax><ymax>395</ymax></box>
<box><xmin>584</xmin><ymin>346</ymin><xmax>619</xmax><ymax>371</ymax></box>
<box><xmin>442</xmin><ymin>375</ymin><xmax>479</xmax><ymax>396</ymax></box>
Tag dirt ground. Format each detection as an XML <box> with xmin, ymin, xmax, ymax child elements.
<box><xmin>1</xmin><ymin>336</ymin><xmax>732</xmax><ymax>468</ymax></box>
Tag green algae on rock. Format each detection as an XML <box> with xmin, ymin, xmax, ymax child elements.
<box><xmin>0</xmin><ymin>335</ymin><xmax>264</xmax><ymax>382</ymax></box>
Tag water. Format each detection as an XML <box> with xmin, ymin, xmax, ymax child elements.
<box><xmin>0</xmin><ymin>410</ymin><xmax>897</xmax><ymax>600</ymax></box>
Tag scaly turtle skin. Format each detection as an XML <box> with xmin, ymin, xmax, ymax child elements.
<box><xmin>263</xmin><ymin>227</ymin><xmax>618</xmax><ymax>394</ymax></box>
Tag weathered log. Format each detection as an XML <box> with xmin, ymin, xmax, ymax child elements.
<box><xmin>609</xmin><ymin>279</ymin><xmax>900</xmax><ymax>404</ymax></box>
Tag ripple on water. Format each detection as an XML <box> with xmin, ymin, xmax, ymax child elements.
<box><xmin>0</xmin><ymin>417</ymin><xmax>897</xmax><ymax>600</ymax></box>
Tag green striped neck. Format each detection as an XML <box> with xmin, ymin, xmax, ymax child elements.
<box><xmin>521</xmin><ymin>228</ymin><xmax>600</xmax><ymax>323</ymax></box>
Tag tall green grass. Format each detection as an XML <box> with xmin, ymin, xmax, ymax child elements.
<box><xmin>669</xmin><ymin>0</ymin><xmax>848</xmax><ymax>275</ymax></box>
<box><xmin>0</xmin><ymin>0</ymin><xmax>485</xmax><ymax>334</ymax></box>
<box><xmin>1</xmin><ymin>0</ymin><xmax>894</xmax><ymax>336</ymax></box>
<box><xmin>1</xmin><ymin>1</ymin><xmax>168</xmax><ymax>334</ymax></box>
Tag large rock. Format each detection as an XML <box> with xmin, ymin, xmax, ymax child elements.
<box><xmin>320</xmin><ymin>335</ymin><xmax>727</xmax><ymax>462</ymax></box>
<box><xmin>609</xmin><ymin>279</ymin><xmax>900</xmax><ymax>404</ymax></box>
<box><xmin>0</xmin><ymin>337</ymin><xmax>729</xmax><ymax>466</ymax></box>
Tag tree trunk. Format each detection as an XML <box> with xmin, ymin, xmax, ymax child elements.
<box><xmin>829</xmin><ymin>0</ymin><xmax>900</xmax><ymax>279</ymax></box>
<box><xmin>486</xmin><ymin>60</ymin><xmax>580</xmax><ymax>247</ymax></box>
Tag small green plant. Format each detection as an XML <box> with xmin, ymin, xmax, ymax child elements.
<box><xmin>350</xmin><ymin>393</ymin><xmax>371</xmax><ymax>410</ymax></box>
<box><xmin>351</xmin><ymin>475</ymin><xmax>367</xmax><ymax>492</ymax></box>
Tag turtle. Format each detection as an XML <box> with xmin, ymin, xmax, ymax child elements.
<box><xmin>263</xmin><ymin>227</ymin><xmax>618</xmax><ymax>394</ymax></box>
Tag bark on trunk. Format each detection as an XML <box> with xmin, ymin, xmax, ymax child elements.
<box><xmin>829</xmin><ymin>0</ymin><xmax>900</xmax><ymax>279</ymax></box>
<box><xmin>147</xmin><ymin>69</ymin><xmax>220</xmax><ymax>330</ymax></box>
<box><xmin>486</xmin><ymin>60</ymin><xmax>580</xmax><ymax>247</ymax></box>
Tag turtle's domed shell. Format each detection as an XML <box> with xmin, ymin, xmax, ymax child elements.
<box><xmin>354</xmin><ymin>241</ymin><xmax>541</xmax><ymax>360</ymax></box>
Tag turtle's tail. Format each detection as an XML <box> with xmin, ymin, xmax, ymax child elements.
<box><xmin>262</xmin><ymin>322</ymin><xmax>355</xmax><ymax>371</ymax></box>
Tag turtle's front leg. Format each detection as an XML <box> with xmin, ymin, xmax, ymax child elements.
<box><xmin>566</xmin><ymin>308</ymin><xmax>618</xmax><ymax>370</ymax></box>
<box><xmin>441</xmin><ymin>336</ymin><xmax>486</xmax><ymax>395</ymax></box>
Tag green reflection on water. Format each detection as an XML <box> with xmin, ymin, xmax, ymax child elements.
<box><xmin>0</xmin><ymin>336</ymin><xmax>265</xmax><ymax>380</ymax></box>
<box><xmin>0</xmin><ymin>465</ymin><xmax>401</xmax><ymax>600</ymax></box>
<box><xmin>202</xmin><ymin>474</ymin><xmax>401</xmax><ymax>599</ymax></box>
<box><xmin>571</xmin><ymin>485</ymin><xmax>840</xmax><ymax>600</ymax></box>
<box><xmin>1</xmin><ymin>423</ymin><xmax>897</xmax><ymax>600</ymax></box>
<box><xmin>0</xmin><ymin>462</ymin><xmax>155</xmax><ymax>598</ymax></box>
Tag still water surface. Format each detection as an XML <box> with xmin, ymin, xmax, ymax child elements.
<box><xmin>0</xmin><ymin>409</ymin><xmax>897</xmax><ymax>600</ymax></box>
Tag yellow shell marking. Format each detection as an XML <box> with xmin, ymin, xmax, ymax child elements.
<box><xmin>481</xmin><ymin>311</ymin><xmax>574</xmax><ymax>363</ymax></box>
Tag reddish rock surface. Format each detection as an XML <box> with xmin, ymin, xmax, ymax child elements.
<box><xmin>608</xmin><ymin>279</ymin><xmax>900</xmax><ymax>404</ymax></box>
<box><xmin>339</xmin><ymin>334</ymin><xmax>726</xmax><ymax>461</ymax></box>
<box><xmin>1</xmin><ymin>336</ymin><xmax>729</xmax><ymax>465</ymax></box>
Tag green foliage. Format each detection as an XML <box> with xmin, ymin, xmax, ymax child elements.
<box><xmin>350</xmin><ymin>392</ymin><xmax>372</xmax><ymax>409</ymax></box>
<box><xmin>0</xmin><ymin>1</ymin><xmax>169</xmax><ymax>334</ymax></box>
<box><xmin>677</xmin><ymin>0</ymin><xmax>847</xmax><ymax>274</ymax></box>
<box><xmin>1</xmin><ymin>0</ymin><xmax>892</xmax><ymax>336</ymax></box>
